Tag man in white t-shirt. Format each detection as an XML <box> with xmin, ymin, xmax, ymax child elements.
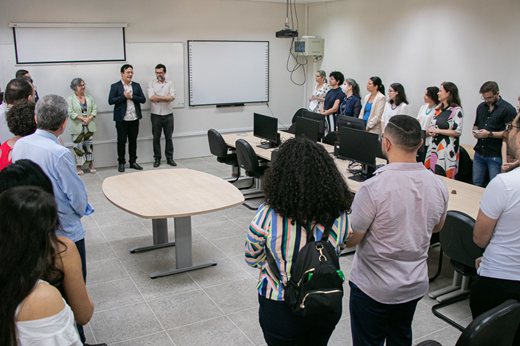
<box><xmin>347</xmin><ymin>115</ymin><xmax>448</xmax><ymax>346</ymax></box>
<box><xmin>147</xmin><ymin>63</ymin><xmax>176</xmax><ymax>167</ymax></box>
<box><xmin>471</xmin><ymin>112</ymin><xmax>520</xmax><ymax>344</ymax></box>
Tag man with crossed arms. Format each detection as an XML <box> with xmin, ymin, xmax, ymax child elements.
<box><xmin>148</xmin><ymin>63</ymin><xmax>176</xmax><ymax>167</ymax></box>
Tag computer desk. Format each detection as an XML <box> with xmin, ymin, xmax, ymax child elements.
<box><xmin>221</xmin><ymin>131</ymin><xmax>484</xmax><ymax>219</ymax></box>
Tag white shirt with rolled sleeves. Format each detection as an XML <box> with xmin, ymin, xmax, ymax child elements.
<box><xmin>349</xmin><ymin>162</ymin><xmax>448</xmax><ymax>304</ymax></box>
<box><xmin>122</xmin><ymin>80</ymin><xmax>137</xmax><ymax>121</ymax></box>
<box><xmin>148</xmin><ymin>79</ymin><xmax>175</xmax><ymax>115</ymax></box>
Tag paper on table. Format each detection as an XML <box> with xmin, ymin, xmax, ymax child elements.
<box><xmin>308</xmin><ymin>99</ymin><xmax>318</xmax><ymax>111</ymax></box>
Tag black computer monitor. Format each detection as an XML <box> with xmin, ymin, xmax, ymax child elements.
<box><xmin>337</xmin><ymin>115</ymin><xmax>366</xmax><ymax>131</ymax></box>
<box><xmin>338</xmin><ymin>126</ymin><xmax>379</xmax><ymax>182</ymax></box>
<box><xmin>295</xmin><ymin>117</ymin><xmax>320</xmax><ymax>142</ymax></box>
<box><xmin>253</xmin><ymin>113</ymin><xmax>280</xmax><ymax>149</ymax></box>
<box><xmin>301</xmin><ymin>110</ymin><xmax>326</xmax><ymax>138</ymax></box>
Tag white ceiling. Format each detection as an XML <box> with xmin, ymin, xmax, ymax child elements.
<box><xmin>240</xmin><ymin>0</ymin><xmax>340</xmax><ymax>4</ymax></box>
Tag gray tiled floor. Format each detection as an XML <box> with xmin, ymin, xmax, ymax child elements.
<box><xmin>81</xmin><ymin>156</ymin><xmax>470</xmax><ymax>345</ymax></box>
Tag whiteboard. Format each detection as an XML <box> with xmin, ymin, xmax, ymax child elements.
<box><xmin>12</xmin><ymin>25</ymin><xmax>126</xmax><ymax>64</ymax></box>
<box><xmin>0</xmin><ymin>42</ymin><xmax>185</xmax><ymax>145</ymax></box>
<box><xmin>188</xmin><ymin>41</ymin><xmax>269</xmax><ymax>106</ymax></box>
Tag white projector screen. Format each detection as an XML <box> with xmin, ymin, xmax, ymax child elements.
<box><xmin>11</xmin><ymin>24</ymin><xmax>126</xmax><ymax>64</ymax></box>
<box><xmin>188</xmin><ymin>40</ymin><xmax>269</xmax><ymax>106</ymax></box>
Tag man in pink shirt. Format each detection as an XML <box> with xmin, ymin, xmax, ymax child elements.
<box><xmin>347</xmin><ymin>115</ymin><xmax>448</xmax><ymax>346</ymax></box>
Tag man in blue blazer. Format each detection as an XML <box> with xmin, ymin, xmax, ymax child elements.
<box><xmin>109</xmin><ymin>64</ymin><xmax>146</xmax><ymax>172</ymax></box>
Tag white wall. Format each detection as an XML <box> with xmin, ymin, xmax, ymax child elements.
<box><xmin>307</xmin><ymin>0</ymin><xmax>520</xmax><ymax>146</ymax></box>
<box><xmin>0</xmin><ymin>0</ymin><xmax>305</xmax><ymax>167</ymax></box>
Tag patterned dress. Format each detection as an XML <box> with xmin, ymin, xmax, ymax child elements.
<box><xmin>312</xmin><ymin>83</ymin><xmax>331</xmax><ymax>113</ymax></box>
<box><xmin>425</xmin><ymin>106</ymin><xmax>463</xmax><ymax>179</ymax></box>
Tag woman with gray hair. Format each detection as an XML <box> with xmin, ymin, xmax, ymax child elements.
<box><xmin>66</xmin><ymin>78</ymin><xmax>97</xmax><ymax>175</ymax></box>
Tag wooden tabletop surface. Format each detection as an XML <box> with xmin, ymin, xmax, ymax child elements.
<box><xmin>222</xmin><ymin>131</ymin><xmax>484</xmax><ymax>219</ymax></box>
<box><xmin>102</xmin><ymin>169</ymin><xmax>245</xmax><ymax>219</ymax></box>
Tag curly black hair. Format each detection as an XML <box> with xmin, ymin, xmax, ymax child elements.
<box><xmin>6</xmin><ymin>100</ymin><xmax>36</xmax><ymax>137</ymax></box>
<box><xmin>262</xmin><ymin>137</ymin><xmax>353</xmax><ymax>225</ymax></box>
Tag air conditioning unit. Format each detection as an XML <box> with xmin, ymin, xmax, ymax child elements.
<box><xmin>292</xmin><ymin>37</ymin><xmax>324</xmax><ymax>56</ymax></box>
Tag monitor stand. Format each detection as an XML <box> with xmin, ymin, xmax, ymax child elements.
<box><xmin>256</xmin><ymin>134</ymin><xmax>280</xmax><ymax>149</ymax></box>
<box><xmin>348</xmin><ymin>164</ymin><xmax>375</xmax><ymax>182</ymax></box>
<box><xmin>257</xmin><ymin>141</ymin><xmax>277</xmax><ymax>149</ymax></box>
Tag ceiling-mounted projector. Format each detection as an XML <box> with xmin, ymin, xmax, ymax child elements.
<box><xmin>276</xmin><ymin>29</ymin><xmax>298</xmax><ymax>38</ymax></box>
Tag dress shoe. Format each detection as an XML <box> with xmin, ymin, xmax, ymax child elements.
<box><xmin>118</xmin><ymin>164</ymin><xmax>125</xmax><ymax>172</ymax></box>
<box><xmin>167</xmin><ymin>159</ymin><xmax>177</xmax><ymax>167</ymax></box>
<box><xmin>129</xmin><ymin>162</ymin><xmax>143</xmax><ymax>170</ymax></box>
<box><xmin>153</xmin><ymin>159</ymin><xmax>161</xmax><ymax>168</ymax></box>
<box><xmin>85</xmin><ymin>343</ymin><xmax>108</xmax><ymax>346</ymax></box>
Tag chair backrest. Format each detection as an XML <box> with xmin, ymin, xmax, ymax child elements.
<box><xmin>456</xmin><ymin>299</ymin><xmax>520</xmax><ymax>346</ymax></box>
<box><xmin>456</xmin><ymin>146</ymin><xmax>473</xmax><ymax>184</ymax></box>
<box><xmin>322</xmin><ymin>131</ymin><xmax>339</xmax><ymax>145</ymax></box>
<box><xmin>439</xmin><ymin>210</ymin><xmax>484</xmax><ymax>268</ymax></box>
<box><xmin>236</xmin><ymin>139</ymin><xmax>259</xmax><ymax>174</ymax></box>
<box><xmin>207</xmin><ymin>129</ymin><xmax>228</xmax><ymax>158</ymax></box>
<box><xmin>291</xmin><ymin>108</ymin><xmax>306</xmax><ymax>124</ymax></box>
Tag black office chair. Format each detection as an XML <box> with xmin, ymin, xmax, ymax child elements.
<box><xmin>291</xmin><ymin>108</ymin><xmax>306</xmax><ymax>124</ymax></box>
<box><xmin>285</xmin><ymin>108</ymin><xmax>307</xmax><ymax>134</ymax></box>
<box><xmin>235</xmin><ymin>139</ymin><xmax>269</xmax><ymax>200</ymax></box>
<box><xmin>416</xmin><ymin>299</ymin><xmax>520</xmax><ymax>346</ymax></box>
<box><xmin>456</xmin><ymin>146</ymin><xmax>473</xmax><ymax>184</ymax></box>
<box><xmin>322</xmin><ymin>131</ymin><xmax>339</xmax><ymax>145</ymax></box>
<box><xmin>428</xmin><ymin>210</ymin><xmax>485</xmax><ymax>331</ymax></box>
<box><xmin>207</xmin><ymin>129</ymin><xmax>240</xmax><ymax>181</ymax></box>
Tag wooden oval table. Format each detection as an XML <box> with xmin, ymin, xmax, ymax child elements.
<box><xmin>102</xmin><ymin>169</ymin><xmax>245</xmax><ymax>278</ymax></box>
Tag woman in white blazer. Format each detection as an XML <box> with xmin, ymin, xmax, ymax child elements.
<box><xmin>359</xmin><ymin>76</ymin><xmax>386</xmax><ymax>136</ymax></box>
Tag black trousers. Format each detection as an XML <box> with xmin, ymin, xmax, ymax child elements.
<box><xmin>470</xmin><ymin>275</ymin><xmax>520</xmax><ymax>343</ymax></box>
<box><xmin>115</xmin><ymin>119</ymin><xmax>139</xmax><ymax>164</ymax></box>
<box><xmin>151</xmin><ymin>113</ymin><xmax>174</xmax><ymax>160</ymax></box>
<box><xmin>258</xmin><ymin>295</ymin><xmax>341</xmax><ymax>346</ymax></box>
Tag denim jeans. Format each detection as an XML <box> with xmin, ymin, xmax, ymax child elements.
<box><xmin>473</xmin><ymin>151</ymin><xmax>502</xmax><ymax>187</ymax></box>
<box><xmin>349</xmin><ymin>282</ymin><xmax>420</xmax><ymax>346</ymax></box>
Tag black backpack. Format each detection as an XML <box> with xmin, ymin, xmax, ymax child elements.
<box><xmin>266</xmin><ymin>221</ymin><xmax>345</xmax><ymax>317</ymax></box>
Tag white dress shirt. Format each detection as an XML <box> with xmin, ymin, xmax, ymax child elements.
<box><xmin>122</xmin><ymin>80</ymin><xmax>137</xmax><ymax>121</ymax></box>
<box><xmin>148</xmin><ymin>79</ymin><xmax>176</xmax><ymax>115</ymax></box>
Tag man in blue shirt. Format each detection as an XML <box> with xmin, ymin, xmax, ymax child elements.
<box><xmin>12</xmin><ymin>94</ymin><xmax>95</xmax><ymax>345</ymax></box>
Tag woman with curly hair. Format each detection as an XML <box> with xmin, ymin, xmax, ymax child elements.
<box><xmin>0</xmin><ymin>160</ymin><xmax>96</xmax><ymax>345</ymax></box>
<box><xmin>245</xmin><ymin>137</ymin><xmax>353</xmax><ymax>346</ymax></box>
<box><xmin>67</xmin><ymin>78</ymin><xmax>97</xmax><ymax>175</ymax></box>
<box><xmin>0</xmin><ymin>100</ymin><xmax>36</xmax><ymax>171</ymax></box>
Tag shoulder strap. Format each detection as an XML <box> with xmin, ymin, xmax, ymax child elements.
<box><xmin>320</xmin><ymin>219</ymin><xmax>335</xmax><ymax>242</ymax></box>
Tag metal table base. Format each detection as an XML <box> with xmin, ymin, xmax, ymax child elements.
<box><xmin>129</xmin><ymin>216</ymin><xmax>217</xmax><ymax>278</ymax></box>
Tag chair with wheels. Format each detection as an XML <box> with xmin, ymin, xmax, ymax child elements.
<box><xmin>416</xmin><ymin>299</ymin><xmax>520</xmax><ymax>346</ymax></box>
<box><xmin>235</xmin><ymin>139</ymin><xmax>269</xmax><ymax>200</ymax></box>
<box><xmin>428</xmin><ymin>210</ymin><xmax>485</xmax><ymax>331</ymax></box>
<box><xmin>207</xmin><ymin>129</ymin><xmax>241</xmax><ymax>182</ymax></box>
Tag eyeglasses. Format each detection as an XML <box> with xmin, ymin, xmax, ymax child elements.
<box><xmin>505</xmin><ymin>123</ymin><xmax>520</xmax><ymax>133</ymax></box>
<box><xmin>481</xmin><ymin>94</ymin><xmax>497</xmax><ymax>101</ymax></box>
<box><xmin>381</xmin><ymin>134</ymin><xmax>392</xmax><ymax>145</ymax></box>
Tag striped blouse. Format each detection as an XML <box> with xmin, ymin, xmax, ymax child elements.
<box><xmin>245</xmin><ymin>203</ymin><xmax>352</xmax><ymax>301</ymax></box>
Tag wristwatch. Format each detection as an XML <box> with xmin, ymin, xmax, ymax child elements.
<box><xmin>488</xmin><ymin>131</ymin><xmax>493</xmax><ymax>138</ymax></box>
